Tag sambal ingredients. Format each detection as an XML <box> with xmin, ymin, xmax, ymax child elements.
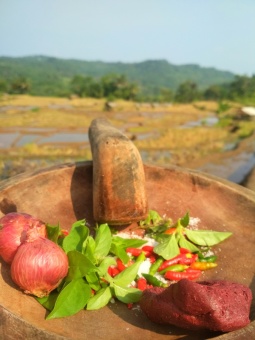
<box><xmin>11</xmin><ymin>231</ymin><xmax>68</xmax><ymax>298</ymax></box>
<box><xmin>139</xmin><ymin>279</ymin><xmax>252</xmax><ymax>332</ymax></box>
<box><xmin>33</xmin><ymin>210</ymin><xmax>233</xmax><ymax>320</ymax></box>
<box><xmin>0</xmin><ymin>212</ymin><xmax>46</xmax><ymax>264</ymax></box>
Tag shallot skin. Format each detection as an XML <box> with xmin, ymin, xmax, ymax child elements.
<box><xmin>0</xmin><ymin>212</ymin><xmax>46</xmax><ymax>264</ymax></box>
<box><xmin>11</xmin><ymin>237</ymin><xmax>69</xmax><ymax>298</ymax></box>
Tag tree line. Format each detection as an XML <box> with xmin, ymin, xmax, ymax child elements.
<box><xmin>0</xmin><ymin>73</ymin><xmax>255</xmax><ymax>103</ymax></box>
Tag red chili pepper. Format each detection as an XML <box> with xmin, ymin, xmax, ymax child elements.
<box><xmin>126</xmin><ymin>247</ymin><xmax>151</xmax><ymax>257</ymax></box>
<box><xmin>178</xmin><ymin>253</ymin><xmax>198</xmax><ymax>265</ymax></box>
<box><xmin>164</xmin><ymin>268</ymin><xmax>201</xmax><ymax>281</ymax></box>
<box><xmin>112</xmin><ymin>267</ymin><xmax>120</xmax><ymax>277</ymax></box>
<box><xmin>127</xmin><ymin>303</ymin><xmax>133</xmax><ymax>309</ymax></box>
<box><xmin>179</xmin><ymin>247</ymin><xmax>190</xmax><ymax>254</ymax></box>
<box><xmin>137</xmin><ymin>277</ymin><xmax>148</xmax><ymax>291</ymax></box>
<box><xmin>158</xmin><ymin>252</ymin><xmax>199</xmax><ymax>272</ymax></box>
<box><xmin>158</xmin><ymin>255</ymin><xmax>182</xmax><ymax>271</ymax></box>
<box><xmin>142</xmin><ymin>245</ymin><xmax>154</xmax><ymax>253</ymax></box>
<box><xmin>116</xmin><ymin>258</ymin><xmax>126</xmax><ymax>272</ymax></box>
<box><xmin>149</xmin><ymin>254</ymin><xmax>157</xmax><ymax>263</ymax></box>
<box><xmin>192</xmin><ymin>253</ymin><xmax>199</xmax><ymax>262</ymax></box>
<box><xmin>107</xmin><ymin>266</ymin><xmax>120</xmax><ymax>277</ymax></box>
<box><xmin>185</xmin><ymin>268</ymin><xmax>202</xmax><ymax>279</ymax></box>
<box><xmin>107</xmin><ymin>266</ymin><xmax>113</xmax><ymax>276</ymax></box>
<box><xmin>126</xmin><ymin>247</ymin><xmax>142</xmax><ymax>256</ymax></box>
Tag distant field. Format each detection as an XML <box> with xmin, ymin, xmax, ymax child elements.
<box><xmin>0</xmin><ymin>94</ymin><xmax>254</xmax><ymax>179</ymax></box>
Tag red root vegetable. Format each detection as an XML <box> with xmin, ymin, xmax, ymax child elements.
<box><xmin>0</xmin><ymin>212</ymin><xmax>46</xmax><ymax>264</ymax></box>
<box><xmin>140</xmin><ymin>279</ymin><xmax>252</xmax><ymax>332</ymax></box>
<box><xmin>11</xmin><ymin>231</ymin><xmax>68</xmax><ymax>298</ymax></box>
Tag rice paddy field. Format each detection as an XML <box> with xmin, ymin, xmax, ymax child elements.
<box><xmin>1</xmin><ymin>94</ymin><xmax>255</xmax><ymax>186</ymax></box>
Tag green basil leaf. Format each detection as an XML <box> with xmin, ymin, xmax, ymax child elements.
<box><xmin>94</xmin><ymin>223</ymin><xmax>112</xmax><ymax>261</ymax></box>
<box><xmin>104</xmin><ymin>271</ymin><xmax>114</xmax><ymax>284</ymax></box>
<box><xmin>113</xmin><ymin>257</ymin><xmax>143</xmax><ymax>287</ymax></box>
<box><xmin>46</xmin><ymin>279</ymin><xmax>91</xmax><ymax>319</ymax></box>
<box><xmin>66</xmin><ymin>250</ymin><xmax>97</xmax><ymax>281</ymax></box>
<box><xmin>84</xmin><ymin>236</ymin><xmax>96</xmax><ymax>262</ymax></box>
<box><xmin>36</xmin><ymin>291</ymin><xmax>59</xmax><ymax>311</ymax></box>
<box><xmin>178</xmin><ymin>234</ymin><xmax>199</xmax><ymax>252</ymax></box>
<box><xmin>113</xmin><ymin>284</ymin><xmax>142</xmax><ymax>303</ymax></box>
<box><xmin>110</xmin><ymin>242</ymin><xmax>130</xmax><ymax>264</ymax></box>
<box><xmin>153</xmin><ymin>234</ymin><xmax>180</xmax><ymax>260</ymax></box>
<box><xmin>154</xmin><ymin>233</ymin><xmax>170</xmax><ymax>242</ymax></box>
<box><xmin>85</xmin><ymin>272</ymin><xmax>101</xmax><ymax>291</ymax></box>
<box><xmin>185</xmin><ymin>229</ymin><xmax>232</xmax><ymax>246</ymax></box>
<box><xmin>86</xmin><ymin>287</ymin><xmax>112</xmax><ymax>310</ymax></box>
<box><xmin>112</xmin><ymin>236</ymin><xmax>147</xmax><ymax>249</ymax></box>
<box><xmin>62</xmin><ymin>220</ymin><xmax>89</xmax><ymax>253</ymax></box>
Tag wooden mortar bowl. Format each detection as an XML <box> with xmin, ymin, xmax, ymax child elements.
<box><xmin>0</xmin><ymin>161</ymin><xmax>254</xmax><ymax>339</ymax></box>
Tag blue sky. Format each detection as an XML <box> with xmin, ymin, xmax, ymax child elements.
<box><xmin>0</xmin><ymin>0</ymin><xmax>254</xmax><ymax>75</ymax></box>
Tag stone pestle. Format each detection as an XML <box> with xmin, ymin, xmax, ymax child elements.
<box><xmin>88</xmin><ymin>117</ymin><xmax>148</xmax><ymax>225</ymax></box>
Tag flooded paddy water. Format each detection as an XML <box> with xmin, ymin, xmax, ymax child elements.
<box><xmin>1</xmin><ymin>95</ymin><xmax>255</xmax><ymax>190</ymax></box>
<box><xmin>0</xmin><ymin>127</ymin><xmax>89</xmax><ymax>148</ymax></box>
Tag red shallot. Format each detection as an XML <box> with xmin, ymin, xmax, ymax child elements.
<box><xmin>11</xmin><ymin>230</ymin><xmax>69</xmax><ymax>298</ymax></box>
<box><xmin>0</xmin><ymin>212</ymin><xmax>46</xmax><ymax>264</ymax></box>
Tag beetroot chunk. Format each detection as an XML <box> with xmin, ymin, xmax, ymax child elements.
<box><xmin>139</xmin><ymin>279</ymin><xmax>252</xmax><ymax>332</ymax></box>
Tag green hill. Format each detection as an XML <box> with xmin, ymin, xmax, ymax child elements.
<box><xmin>0</xmin><ymin>55</ymin><xmax>235</xmax><ymax>97</ymax></box>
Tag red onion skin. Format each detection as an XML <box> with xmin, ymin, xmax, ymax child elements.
<box><xmin>0</xmin><ymin>212</ymin><xmax>46</xmax><ymax>264</ymax></box>
<box><xmin>11</xmin><ymin>236</ymin><xmax>69</xmax><ymax>298</ymax></box>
